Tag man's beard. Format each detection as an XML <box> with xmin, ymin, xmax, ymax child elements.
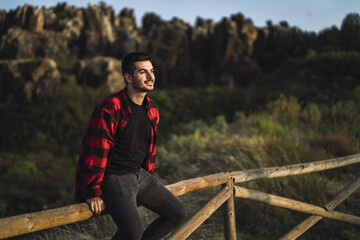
<box><xmin>133</xmin><ymin>79</ymin><xmax>154</xmax><ymax>92</ymax></box>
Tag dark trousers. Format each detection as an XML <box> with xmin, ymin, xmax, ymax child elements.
<box><xmin>102</xmin><ymin>168</ymin><xmax>187</xmax><ymax>240</ymax></box>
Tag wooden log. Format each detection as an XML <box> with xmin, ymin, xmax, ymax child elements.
<box><xmin>0</xmin><ymin>203</ymin><xmax>93</xmax><ymax>239</ymax></box>
<box><xmin>232</xmin><ymin>153</ymin><xmax>360</xmax><ymax>183</ymax></box>
<box><xmin>280</xmin><ymin>176</ymin><xmax>360</xmax><ymax>240</ymax></box>
<box><xmin>167</xmin><ymin>185</ymin><xmax>232</xmax><ymax>240</ymax></box>
<box><xmin>223</xmin><ymin>179</ymin><xmax>237</xmax><ymax>240</ymax></box>
<box><xmin>0</xmin><ymin>173</ymin><xmax>230</xmax><ymax>239</ymax></box>
<box><xmin>166</xmin><ymin>172</ymin><xmax>231</xmax><ymax>196</ymax></box>
<box><xmin>234</xmin><ymin>186</ymin><xmax>360</xmax><ymax>225</ymax></box>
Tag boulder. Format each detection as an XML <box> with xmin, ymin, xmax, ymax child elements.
<box><xmin>110</xmin><ymin>8</ymin><xmax>139</xmax><ymax>58</ymax></box>
<box><xmin>231</xmin><ymin>13</ymin><xmax>258</xmax><ymax>54</ymax></box>
<box><xmin>62</xmin><ymin>10</ymin><xmax>84</xmax><ymax>44</ymax></box>
<box><xmin>75</xmin><ymin>56</ymin><xmax>125</xmax><ymax>92</ymax></box>
<box><xmin>28</xmin><ymin>8</ymin><xmax>44</xmax><ymax>32</ymax></box>
<box><xmin>142</xmin><ymin>12</ymin><xmax>162</xmax><ymax>35</ymax></box>
<box><xmin>212</xmin><ymin>14</ymin><xmax>257</xmax><ymax>63</ymax></box>
<box><xmin>0</xmin><ymin>4</ymin><xmax>46</xmax><ymax>34</ymax></box>
<box><xmin>192</xmin><ymin>17</ymin><xmax>216</xmax><ymax>40</ymax></box>
<box><xmin>1</xmin><ymin>4</ymin><xmax>33</xmax><ymax>31</ymax></box>
<box><xmin>0</xmin><ymin>58</ymin><xmax>62</xmax><ymax>103</ymax></box>
<box><xmin>140</xmin><ymin>14</ymin><xmax>192</xmax><ymax>86</ymax></box>
<box><xmin>210</xmin><ymin>16</ymin><xmax>260</xmax><ymax>86</ymax></box>
<box><xmin>82</xmin><ymin>3</ymin><xmax>116</xmax><ymax>56</ymax></box>
<box><xmin>213</xmin><ymin>18</ymin><xmax>239</xmax><ymax>63</ymax></box>
<box><xmin>0</xmin><ymin>27</ymin><xmax>70</xmax><ymax>59</ymax></box>
<box><xmin>43</xmin><ymin>3</ymin><xmax>81</xmax><ymax>32</ymax></box>
<box><xmin>117</xmin><ymin>8</ymin><xmax>137</xmax><ymax>31</ymax></box>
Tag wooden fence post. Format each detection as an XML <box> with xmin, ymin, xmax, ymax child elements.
<box><xmin>167</xmin><ymin>185</ymin><xmax>232</xmax><ymax>240</ymax></box>
<box><xmin>223</xmin><ymin>178</ymin><xmax>236</xmax><ymax>240</ymax></box>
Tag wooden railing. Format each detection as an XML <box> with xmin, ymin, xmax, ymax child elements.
<box><xmin>1</xmin><ymin>153</ymin><xmax>360</xmax><ymax>239</ymax></box>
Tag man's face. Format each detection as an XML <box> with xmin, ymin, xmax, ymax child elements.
<box><xmin>126</xmin><ymin>60</ymin><xmax>155</xmax><ymax>92</ymax></box>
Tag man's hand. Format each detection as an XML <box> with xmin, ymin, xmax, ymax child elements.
<box><xmin>86</xmin><ymin>197</ymin><xmax>105</xmax><ymax>215</ymax></box>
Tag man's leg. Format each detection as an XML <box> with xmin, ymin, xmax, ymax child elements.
<box><xmin>137</xmin><ymin>168</ymin><xmax>187</xmax><ymax>240</ymax></box>
<box><xmin>102</xmin><ymin>173</ymin><xmax>144</xmax><ymax>240</ymax></box>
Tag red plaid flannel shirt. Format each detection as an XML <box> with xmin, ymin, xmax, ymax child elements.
<box><xmin>74</xmin><ymin>89</ymin><xmax>159</xmax><ymax>202</ymax></box>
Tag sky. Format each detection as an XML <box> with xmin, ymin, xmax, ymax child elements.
<box><xmin>1</xmin><ymin>0</ymin><xmax>360</xmax><ymax>33</ymax></box>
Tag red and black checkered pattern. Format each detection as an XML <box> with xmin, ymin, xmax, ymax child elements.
<box><xmin>74</xmin><ymin>89</ymin><xmax>159</xmax><ymax>202</ymax></box>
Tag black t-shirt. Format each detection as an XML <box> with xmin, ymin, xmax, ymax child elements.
<box><xmin>107</xmin><ymin>96</ymin><xmax>151</xmax><ymax>174</ymax></box>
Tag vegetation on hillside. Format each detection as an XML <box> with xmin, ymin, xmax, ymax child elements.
<box><xmin>1</xmin><ymin>49</ymin><xmax>360</xmax><ymax>238</ymax></box>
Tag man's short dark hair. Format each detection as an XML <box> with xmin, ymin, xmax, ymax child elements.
<box><xmin>121</xmin><ymin>52</ymin><xmax>152</xmax><ymax>76</ymax></box>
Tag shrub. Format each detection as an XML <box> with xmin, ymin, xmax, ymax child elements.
<box><xmin>5</xmin><ymin>160</ymin><xmax>39</xmax><ymax>182</ymax></box>
<box><xmin>330</xmin><ymin>100</ymin><xmax>358</xmax><ymax>121</ymax></box>
<box><xmin>310</xmin><ymin>134</ymin><xmax>355</xmax><ymax>157</ymax></box>
<box><xmin>303</xmin><ymin>103</ymin><xmax>322</xmax><ymax>125</ymax></box>
<box><xmin>255</xmin><ymin>116</ymin><xmax>285</xmax><ymax>136</ymax></box>
<box><xmin>266</xmin><ymin>94</ymin><xmax>302</xmax><ymax>123</ymax></box>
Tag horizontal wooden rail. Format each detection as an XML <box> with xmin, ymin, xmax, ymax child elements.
<box><xmin>234</xmin><ymin>186</ymin><xmax>360</xmax><ymax>225</ymax></box>
<box><xmin>167</xmin><ymin>172</ymin><xmax>231</xmax><ymax>196</ymax></box>
<box><xmin>167</xmin><ymin>184</ymin><xmax>232</xmax><ymax>240</ymax></box>
<box><xmin>280</xmin><ymin>176</ymin><xmax>360</xmax><ymax>240</ymax></box>
<box><xmin>232</xmin><ymin>153</ymin><xmax>360</xmax><ymax>183</ymax></box>
<box><xmin>0</xmin><ymin>172</ymin><xmax>230</xmax><ymax>239</ymax></box>
<box><xmin>0</xmin><ymin>204</ymin><xmax>93</xmax><ymax>239</ymax></box>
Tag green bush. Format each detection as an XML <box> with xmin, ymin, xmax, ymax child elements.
<box><xmin>5</xmin><ymin>160</ymin><xmax>39</xmax><ymax>182</ymax></box>
<box><xmin>266</xmin><ymin>94</ymin><xmax>302</xmax><ymax>123</ymax></box>
<box><xmin>303</xmin><ymin>103</ymin><xmax>322</xmax><ymax>125</ymax></box>
<box><xmin>330</xmin><ymin>100</ymin><xmax>358</xmax><ymax>121</ymax></box>
<box><xmin>255</xmin><ymin>116</ymin><xmax>285</xmax><ymax>136</ymax></box>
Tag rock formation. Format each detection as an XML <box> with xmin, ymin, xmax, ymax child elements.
<box><xmin>0</xmin><ymin>58</ymin><xmax>62</xmax><ymax>103</ymax></box>
<box><xmin>75</xmin><ymin>56</ymin><xmax>125</xmax><ymax>92</ymax></box>
<box><xmin>254</xmin><ymin>21</ymin><xmax>318</xmax><ymax>71</ymax></box>
<box><xmin>0</xmin><ymin>3</ymin><xmax>357</xmax><ymax>102</ymax></box>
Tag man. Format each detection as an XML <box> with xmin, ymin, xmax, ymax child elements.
<box><xmin>74</xmin><ymin>52</ymin><xmax>186</xmax><ymax>240</ymax></box>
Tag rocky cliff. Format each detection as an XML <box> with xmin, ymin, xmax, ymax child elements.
<box><xmin>0</xmin><ymin>3</ymin><xmax>357</xmax><ymax>103</ymax></box>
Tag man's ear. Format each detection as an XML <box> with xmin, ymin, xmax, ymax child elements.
<box><xmin>124</xmin><ymin>73</ymin><xmax>132</xmax><ymax>85</ymax></box>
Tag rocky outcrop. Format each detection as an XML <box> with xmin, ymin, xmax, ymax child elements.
<box><xmin>29</xmin><ymin>8</ymin><xmax>44</xmax><ymax>32</ymax></box>
<box><xmin>75</xmin><ymin>56</ymin><xmax>125</xmax><ymax>92</ymax></box>
<box><xmin>0</xmin><ymin>3</ymin><xmax>356</xmax><ymax>100</ymax></box>
<box><xmin>189</xmin><ymin>18</ymin><xmax>216</xmax><ymax>83</ymax></box>
<box><xmin>82</xmin><ymin>3</ymin><xmax>116</xmax><ymax>56</ymax></box>
<box><xmin>140</xmin><ymin>15</ymin><xmax>192</xmax><ymax>86</ymax></box>
<box><xmin>61</xmin><ymin>10</ymin><xmax>84</xmax><ymax>45</ymax></box>
<box><xmin>110</xmin><ymin>8</ymin><xmax>139</xmax><ymax>58</ymax></box>
<box><xmin>254</xmin><ymin>22</ymin><xmax>318</xmax><ymax>71</ymax></box>
<box><xmin>117</xmin><ymin>8</ymin><xmax>137</xmax><ymax>32</ymax></box>
<box><xmin>0</xmin><ymin>27</ymin><xmax>70</xmax><ymax>59</ymax></box>
<box><xmin>0</xmin><ymin>58</ymin><xmax>62</xmax><ymax>102</ymax></box>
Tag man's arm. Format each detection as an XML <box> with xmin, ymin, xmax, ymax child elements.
<box><xmin>75</xmin><ymin>99</ymin><xmax>120</xmax><ymax>204</ymax></box>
